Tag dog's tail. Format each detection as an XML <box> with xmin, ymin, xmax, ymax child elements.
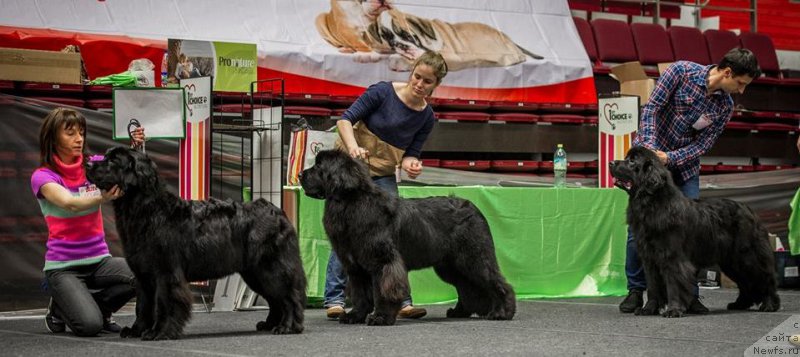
<box><xmin>518</xmin><ymin>45</ymin><xmax>544</xmax><ymax>60</ymax></box>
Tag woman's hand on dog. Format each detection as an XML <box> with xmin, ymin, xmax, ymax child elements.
<box><xmin>348</xmin><ymin>146</ymin><xmax>369</xmax><ymax>160</ymax></box>
<box><xmin>101</xmin><ymin>185</ymin><xmax>124</xmax><ymax>203</ymax></box>
<box><xmin>402</xmin><ymin>157</ymin><xmax>422</xmax><ymax>179</ymax></box>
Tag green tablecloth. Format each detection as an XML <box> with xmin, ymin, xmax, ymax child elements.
<box><xmin>790</xmin><ymin>189</ymin><xmax>800</xmax><ymax>255</ymax></box>
<box><xmin>293</xmin><ymin>186</ymin><xmax>629</xmax><ymax>305</ymax></box>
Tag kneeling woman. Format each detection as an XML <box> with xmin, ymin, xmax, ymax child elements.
<box><xmin>31</xmin><ymin>108</ymin><xmax>144</xmax><ymax>336</ymax></box>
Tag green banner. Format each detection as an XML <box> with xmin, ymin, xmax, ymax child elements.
<box><xmin>294</xmin><ymin>186</ymin><xmax>629</xmax><ymax>306</ymax></box>
<box><xmin>212</xmin><ymin>41</ymin><xmax>257</xmax><ymax>92</ymax></box>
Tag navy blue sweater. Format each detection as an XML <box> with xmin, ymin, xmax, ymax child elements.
<box><xmin>341</xmin><ymin>81</ymin><xmax>434</xmax><ymax>158</ymax></box>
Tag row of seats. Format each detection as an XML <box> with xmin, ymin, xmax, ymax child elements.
<box><xmin>7</xmin><ymin>90</ymin><xmax>797</xmax><ymax>130</ymax></box>
<box><xmin>420</xmin><ymin>158</ymin><xmax>793</xmax><ymax>175</ymax></box>
<box><xmin>568</xmin><ymin>0</ymin><xmax>681</xmax><ymax>19</ymax></box>
<box><xmin>0</xmin><ymin>80</ymin><xmax>599</xmax><ymax>115</ymax></box>
<box><xmin>574</xmin><ymin>17</ymin><xmax>800</xmax><ymax>85</ymax></box>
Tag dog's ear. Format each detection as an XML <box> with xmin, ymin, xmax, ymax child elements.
<box><xmin>640</xmin><ymin>158</ymin><xmax>665</xmax><ymax>193</ymax></box>
<box><xmin>328</xmin><ymin>151</ymin><xmax>367</xmax><ymax>194</ymax></box>
<box><xmin>125</xmin><ymin>150</ymin><xmax>158</xmax><ymax>191</ymax></box>
<box><xmin>366</xmin><ymin>21</ymin><xmax>386</xmax><ymax>46</ymax></box>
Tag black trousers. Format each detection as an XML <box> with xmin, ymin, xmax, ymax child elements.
<box><xmin>45</xmin><ymin>257</ymin><xmax>135</xmax><ymax>336</ymax></box>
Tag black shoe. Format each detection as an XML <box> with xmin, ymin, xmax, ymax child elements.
<box><xmin>45</xmin><ymin>299</ymin><xmax>66</xmax><ymax>333</ymax></box>
<box><xmin>688</xmin><ymin>297</ymin><xmax>709</xmax><ymax>314</ymax></box>
<box><xmin>619</xmin><ymin>289</ymin><xmax>643</xmax><ymax>313</ymax></box>
<box><xmin>102</xmin><ymin>317</ymin><xmax>122</xmax><ymax>333</ymax></box>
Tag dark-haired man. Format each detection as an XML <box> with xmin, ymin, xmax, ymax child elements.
<box><xmin>620</xmin><ymin>48</ymin><xmax>761</xmax><ymax>314</ymax></box>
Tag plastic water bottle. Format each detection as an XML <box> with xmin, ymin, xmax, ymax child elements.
<box><xmin>160</xmin><ymin>50</ymin><xmax>168</xmax><ymax>87</ymax></box>
<box><xmin>554</xmin><ymin>144</ymin><xmax>567</xmax><ymax>188</ymax></box>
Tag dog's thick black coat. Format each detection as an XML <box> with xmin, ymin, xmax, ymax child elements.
<box><xmin>609</xmin><ymin>147</ymin><xmax>779</xmax><ymax>317</ymax></box>
<box><xmin>87</xmin><ymin>148</ymin><xmax>306</xmax><ymax>340</ymax></box>
<box><xmin>300</xmin><ymin>150</ymin><xmax>515</xmax><ymax>325</ymax></box>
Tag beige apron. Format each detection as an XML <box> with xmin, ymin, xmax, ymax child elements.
<box><xmin>335</xmin><ymin>122</ymin><xmax>405</xmax><ymax>177</ymax></box>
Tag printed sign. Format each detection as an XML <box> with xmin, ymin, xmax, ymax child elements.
<box><xmin>166</xmin><ymin>39</ymin><xmax>256</xmax><ymax>93</ymax></box>
<box><xmin>112</xmin><ymin>88</ymin><xmax>186</xmax><ymax>139</ymax></box>
<box><xmin>598</xmin><ymin>95</ymin><xmax>639</xmax><ymax>188</ymax></box>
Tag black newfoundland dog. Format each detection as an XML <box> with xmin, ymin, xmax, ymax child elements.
<box><xmin>609</xmin><ymin>146</ymin><xmax>779</xmax><ymax>317</ymax></box>
<box><xmin>86</xmin><ymin>147</ymin><xmax>306</xmax><ymax>340</ymax></box>
<box><xmin>299</xmin><ymin>150</ymin><xmax>515</xmax><ymax>326</ymax></box>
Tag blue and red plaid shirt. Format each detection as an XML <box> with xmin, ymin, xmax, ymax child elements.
<box><xmin>633</xmin><ymin>61</ymin><xmax>734</xmax><ymax>183</ymax></box>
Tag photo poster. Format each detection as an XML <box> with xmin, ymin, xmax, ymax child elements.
<box><xmin>112</xmin><ymin>88</ymin><xmax>186</xmax><ymax>140</ymax></box>
<box><xmin>178</xmin><ymin>76</ymin><xmax>212</xmax><ymax>201</ymax></box>
<box><xmin>166</xmin><ymin>39</ymin><xmax>257</xmax><ymax>93</ymax></box>
<box><xmin>598</xmin><ymin>95</ymin><xmax>639</xmax><ymax>188</ymax></box>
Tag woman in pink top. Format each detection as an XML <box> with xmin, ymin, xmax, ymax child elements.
<box><xmin>31</xmin><ymin>108</ymin><xmax>144</xmax><ymax>336</ymax></box>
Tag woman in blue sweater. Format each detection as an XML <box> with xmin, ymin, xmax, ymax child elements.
<box><xmin>325</xmin><ymin>51</ymin><xmax>448</xmax><ymax>320</ymax></box>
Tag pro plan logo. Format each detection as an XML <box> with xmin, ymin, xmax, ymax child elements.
<box><xmin>603</xmin><ymin>103</ymin><xmax>633</xmax><ymax>130</ymax></box>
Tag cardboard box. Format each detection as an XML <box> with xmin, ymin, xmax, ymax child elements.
<box><xmin>610</xmin><ymin>61</ymin><xmax>655</xmax><ymax>105</ymax></box>
<box><xmin>0</xmin><ymin>47</ymin><xmax>82</xmax><ymax>84</ymax></box>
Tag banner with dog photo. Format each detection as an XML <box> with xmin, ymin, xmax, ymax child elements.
<box><xmin>0</xmin><ymin>0</ymin><xmax>594</xmax><ymax>104</ymax></box>
<box><xmin>165</xmin><ymin>39</ymin><xmax>256</xmax><ymax>93</ymax></box>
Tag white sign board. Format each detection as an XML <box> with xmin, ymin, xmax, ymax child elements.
<box><xmin>598</xmin><ymin>95</ymin><xmax>639</xmax><ymax>188</ymax></box>
<box><xmin>180</xmin><ymin>76</ymin><xmax>212</xmax><ymax>124</ymax></box>
<box><xmin>112</xmin><ymin>88</ymin><xmax>186</xmax><ymax>140</ymax></box>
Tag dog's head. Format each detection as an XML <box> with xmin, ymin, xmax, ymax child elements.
<box><xmin>609</xmin><ymin>146</ymin><xmax>669</xmax><ymax>195</ymax></box>
<box><xmin>367</xmin><ymin>10</ymin><xmax>441</xmax><ymax>60</ymax></box>
<box><xmin>86</xmin><ymin>147</ymin><xmax>159</xmax><ymax>194</ymax></box>
<box><xmin>299</xmin><ymin>149</ymin><xmax>371</xmax><ymax>199</ymax></box>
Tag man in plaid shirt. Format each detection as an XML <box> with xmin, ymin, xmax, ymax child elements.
<box><xmin>619</xmin><ymin>48</ymin><xmax>761</xmax><ymax>314</ymax></box>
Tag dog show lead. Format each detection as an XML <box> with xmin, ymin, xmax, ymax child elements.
<box><xmin>31</xmin><ymin>107</ymin><xmax>144</xmax><ymax>336</ymax></box>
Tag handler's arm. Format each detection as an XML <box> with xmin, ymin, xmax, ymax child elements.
<box><xmin>39</xmin><ymin>183</ymin><xmax>122</xmax><ymax>212</ymax></box>
<box><xmin>336</xmin><ymin>119</ymin><xmax>368</xmax><ymax>159</ymax></box>
<box><xmin>637</xmin><ymin>63</ymin><xmax>684</xmax><ymax>149</ymax></box>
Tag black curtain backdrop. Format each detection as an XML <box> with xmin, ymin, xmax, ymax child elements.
<box><xmin>0</xmin><ymin>95</ymin><xmax>182</xmax><ymax>311</ymax></box>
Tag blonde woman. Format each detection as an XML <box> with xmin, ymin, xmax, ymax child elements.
<box><xmin>325</xmin><ymin>51</ymin><xmax>448</xmax><ymax>320</ymax></box>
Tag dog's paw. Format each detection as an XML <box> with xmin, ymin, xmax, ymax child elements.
<box><xmin>636</xmin><ymin>301</ymin><xmax>660</xmax><ymax>316</ymax></box>
<box><xmin>120</xmin><ymin>326</ymin><xmax>141</xmax><ymax>338</ymax></box>
<box><xmin>141</xmin><ymin>329</ymin><xmax>158</xmax><ymax>341</ymax></box>
<box><xmin>758</xmin><ymin>300</ymin><xmax>780</xmax><ymax>312</ymax></box>
<box><xmin>338</xmin><ymin>312</ymin><xmax>366</xmax><ymax>325</ymax></box>
<box><xmin>662</xmin><ymin>308</ymin><xmax>684</xmax><ymax>318</ymax></box>
<box><xmin>366</xmin><ymin>313</ymin><xmax>395</xmax><ymax>326</ymax></box>
<box><xmin>446</xmin><ymin>307</ymin><xmax>472</xmax><ymax>318</ymax></box>
<box><xmin>486</xmin><ymin>310</ymin><xmax>512</xmax><ymax>321</ymax></box>
<box><xmin>255</xmin><ymin>321</ymin><xmax>274</xmax><ymax>331</ymax></box>
<box><xmin>149</xmin><ymin>329</ymin><xmax>181</xmax><ymax>341</ymax></box>
<box><xmin>727</xmin><ymin>301</ymin><xmax>752</xmax><ymax>311</ymax></box>
<box><xmin>388</xmin><ymin>55</ymin><xmax>412</xmax><ymax>72</ymax></box>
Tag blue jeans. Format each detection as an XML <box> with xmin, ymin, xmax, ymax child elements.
<box><xmin>324</xmin><ymin>175</ymin><xmax>413</xmax><ymax>308</ymax></box>
<box><xmin>625</xmin><ymin>174</ymin><xmax>700</xmax><ymax>296</ymax></box>
<box><xmin>44</xmin><ymin>257</ymin><xmax>136</xmax><ymax>336</ymax></box>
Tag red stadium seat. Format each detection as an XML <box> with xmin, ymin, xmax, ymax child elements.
<box><xmin>630</xmin><ymin>23</ymin><xmax>674</xmax><ymax>68</ymax></box>
<box><xmin>725</xmin><ymin>121</ymin><xmax>756</xmax><ymax>131</ymax></box>
<box><xmin>539</xmin><ymin>114</ymin><xmax>586</xmax><ymax>124</ymax></box>
<box><xmin>489</xmin><ymin>101</ymin><xmax>540</xmax><ymax>112</ymax></box>
<box><xmin>592</xmin><ymin>19</ymin><xmax>638</xmax><ymax>64</ymax></box>
<box><xmin>491</xmin><ymin>160</ymin><xmax>539</xmax><ymax>172</ymax></box>
<box><xmin>715</xmin><ymin>164</ymin><xmax>755</xmax><ymax>173</ymax></box>
<box><xmin>430</xmin><ymin>98</ymin><xmax>491</xmax><ymax>111</ymax></box>
<box><xmin>573</xmin><ymin>17</ymin><xmax>601</xmax><ymax>71</ymax></box>
<box><xmin>667</xmin><ymin>26</ymin><xmax>711</xmax><ymax>65</ymax></box>
<box><xmin>754</xmin><ymin>123</ymin><xmax>797</xmax><ymax>132</ymax></box>
<box><xmin>440</xmin><ymin>160</ymin><xmax>491</xmax><ymax>171</ymax></box>
<box><xmin>421</xmin><ymin>159</ymin><xmax>440</xmax><ymax>167</ymax></box>
<box><xmin>490</xmin><ymin>113</ymin><xmax>539</xmax><ymax>123</ymax></box>
<box><xmin>568</xmin><ymin>0</ymin><xmax>602</xmax><ymax>12</ymax></box>
<box><xmin>435</xmin><ymin>112</ymin><xmax>491</xmax><ymax>122</ymax></box>
<box><xmin>704</xmin><ymin>29</ymin><xmax>739</xmax><ymax>64</ymax></box>
<box><xmin>739</xmin><ymin>32</ymin><xmax>800</xmax><ymax>86</ymax></box>
<box><xmin>604</xmin><ymin>1</ymin><xmax>642</xmax><ymax>16</ymax></box>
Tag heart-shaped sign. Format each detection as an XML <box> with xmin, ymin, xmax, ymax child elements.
<box><xmin>183</xmin><ymin>83</ymin><xmax>197</xmax><ymax>116</ymax></box>
<box><xmin>603</xmin><ymin>103</ymin><xmax>617</xmax><ymax>130</ymax></box>
<box><xmin>309</xmin><ymin>141</ymin><xmax>325</xmax><ymax>155</ymax></box>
